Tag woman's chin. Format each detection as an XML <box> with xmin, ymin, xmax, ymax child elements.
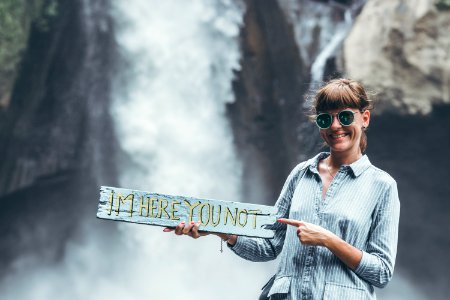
<box><xmin>329</xmin><ymin>142</ymin><xmax>356</xmax><ymax>153</ymax></box>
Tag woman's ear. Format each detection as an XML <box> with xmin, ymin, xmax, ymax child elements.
<box><xmin>362</xmin><ymin>110</ymin><xmax>370</xmax><ymax>128</ymax></box>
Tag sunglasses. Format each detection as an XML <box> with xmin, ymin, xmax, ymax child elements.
<box><xmin>315</xmin><ymin>109</ymin><xmax>359</xmax><ymax>129</ymax></box>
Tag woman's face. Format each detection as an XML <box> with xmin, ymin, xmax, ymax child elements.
<box><xmin>319</xmin><ymin>108</ymin><xmax>370</xmax><ymax>156</ymax></box>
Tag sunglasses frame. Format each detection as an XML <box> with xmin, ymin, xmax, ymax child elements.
<box><xmin>315</xmin><ymin>109</ymin><xmax>359</xmax><ymax>129</ymax></box>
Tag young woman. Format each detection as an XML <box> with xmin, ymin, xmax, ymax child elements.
<box><xmin>165</xmin><ymin>79</ymin><xmax>400</xmax><ymax>300</ymax></box>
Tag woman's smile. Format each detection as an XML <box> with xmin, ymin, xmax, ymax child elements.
<box><xmin>329</xmin><ymin>132</ymin><xmax>350</xmax><ymax>140</ymax></box>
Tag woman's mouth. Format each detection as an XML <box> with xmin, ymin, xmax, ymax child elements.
<box><xmin>331</xmin><ymin>133</ymin><xmax>348</xmax><ymax>139</ymax></box>
<box><xmin>329</xmin><ymin>132</ymin><xmax>350</xmax><ymax>140</ymax></box>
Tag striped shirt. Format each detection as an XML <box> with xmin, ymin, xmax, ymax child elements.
<box><xmin>230</xmin><ymin>152</ymin><xmax>400</xmax><ymax>300</ymax></box>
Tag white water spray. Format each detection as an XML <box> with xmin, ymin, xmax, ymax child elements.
<box><xmin>0</xmin><ymin>1</ymin><xmax>277</xmax><ymax>300</ymax></box>
<box><xmin>109</xmin><ymin>0</ymin><xmax>276</xmax><ymax>299</ymax></box>
<box><xmin>310</xmin><ymin>9</ymin><xmax>352</xmax><ymax>84</ymax></box>
<box><xmin>303</xmin><ymin>8</ymin><xmax>354</xmax><ymax>110</ymax></box>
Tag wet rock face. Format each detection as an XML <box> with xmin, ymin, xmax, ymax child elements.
<box><xmin>228</xmin><ymin>0</ymin><xmax>366</xmax><ymax>204</ymax></box>
<box><xmin>342</xmin><ymin>2</ymin><xmax>450</xmax><ymax>296</ymax></box>
<box><xmin>368</xmin><ymin>105</ymin><xmax>450</xmax><ymax>299</ymax></box>
<box><xmin>0</xmin><ymin>0</ymin><xmax>118</xmax><ymax>272</ymax></box>
<box><xmin>228</xmin><ymin>0</ymin><xmax>314</xmax><ymax>204</ymax></box>
<box><xmin>279</xmin><ymin>0</ymin><xmax>353</xmax><ymax>69</ymax></box>
<box><xmin>230</xmin><ymin>2</ymin><xmax>450</xmax><ymax>298</ymax></box>
<box><xmin>344</xmin><ymin>0</ymin><xmax>450</xmax><ymax>114</ymax></box>
<box><xmin>0</xmin><ymin>0</ymin><xmax>117</xmax><ymax>197</ymax></box>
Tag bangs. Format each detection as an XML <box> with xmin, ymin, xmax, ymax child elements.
<box><xmin>314</xmin><ymin>80</ymin><xmax>365</xmax><ymax>113</ymax></box>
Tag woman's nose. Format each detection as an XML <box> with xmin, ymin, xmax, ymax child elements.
<box><xmin>330</xmin><ymin>115</ymin><xmax>342</xmax><ymax>129</ymax></box>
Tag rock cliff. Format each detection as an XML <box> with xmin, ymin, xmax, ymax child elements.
<box><xmin>344</xmin><ymin>0</ymin><xmax>450</xmax><ymax>114</ymax></box>
<box><xmin>342</xmin><ymin>1</ymin><xmax>450</xmax><ymax>297</ymax></box>
<box><xmin>228</xmin><ymin>0</ymin><xmax>312</xmax><ymax>204</ymax></box>
<box><xmin>0</xmin><ymin>0</ymin><xmax>58</xmax><ymax>109</ymax></box>
<box><xmin>0</xmin><ymin>0</ymin><xmax>117</xmax><ymax>196</ymax></box>
<box><xmin>0</xmin><ymin>0</ymin><xmax>118</xmax><ymax>273</ymax></box>
<box><xmin>231</xmin><ymin>1</ymin><xmax>450</xmax><ymax>298</ymax></box>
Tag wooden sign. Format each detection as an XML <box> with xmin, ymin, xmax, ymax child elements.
<box><xmin>97</xmin><ymin>186</ymin><xmax>277</xmax><ymax>238</ymax></box>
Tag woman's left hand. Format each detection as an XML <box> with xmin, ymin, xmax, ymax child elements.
<box><xmin>278</xmin><ymin>218</ymin><xmax>334</xmax><ymax>247</ymax></box>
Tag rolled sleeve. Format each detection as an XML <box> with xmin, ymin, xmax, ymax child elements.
<box><xmin>228</xmin><ymin>236</ymin><xmax>278</xmax><ymax>262</ymax></box>
<box><xmin>228</xmin><ymin>235</ymin><xmax>245</xmax><ymax>253</ymax></box>
<box><xmin>355</xmin><ymin>251</ymin><xmax>387</xmax><ymax>286</ymax></box>
<box><xmin>227</xmin><ymin>162</ymin><xmax>307</xmax><ymax>262</ymax></box>
<box><xmin>354</xmin><ymin>180</ymin><xmax>400</xmax><ymax>288</ymax></box>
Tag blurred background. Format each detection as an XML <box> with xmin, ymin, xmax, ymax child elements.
<box><xmin>0</xmin><ymin>0</ymin><xmax>449</xmax><ymax>299</ymax></box>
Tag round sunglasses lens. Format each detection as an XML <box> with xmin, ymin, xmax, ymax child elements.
<box><xmin>316</xmin><ymin>114</ymin><xmax>332</xmax><ymax>128</ymax></box>
<box><xmin>338</xmin><ymin>111</ymin><xmax>354</xmax><ymax>126</ymax></box>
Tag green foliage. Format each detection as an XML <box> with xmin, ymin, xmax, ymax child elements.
<box><xmin>0</xmin><ymin>0</ymin><xmax>59</xmax><ymax>107</ymax></box>
<box><xmin>0</xmin><ymin>0</ymin><xmax>29</xmax><ymax>75</ymax></box>
<box><xmin>436</xmin><ymin>0</ymin><xmax>450</xmax><ymax>10</ymax></box>
<box><xmin>0</xmin><ymin>0</ymin><xmax>59</xmax><ymax>72</ymax></box>
<box><xmin>34</xmin><ymin>0</ymin><xmax>59</xmax><ymax>31</ymax></box>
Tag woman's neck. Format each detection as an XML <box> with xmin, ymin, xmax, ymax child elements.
<box><xmin>328</xmin><ymin>150</ymin><xmax>362</xmax><ymax>168</ymax></box>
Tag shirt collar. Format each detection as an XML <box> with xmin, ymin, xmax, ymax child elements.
<box><xmin>306</xmin><ymin>152</ymin><xmax>372</xmax><ymax>177</ymax></box>
<box><xmin>349</xmin><ymin>154</ymin><xmax>372</xmax><ymax>177</ymax></box>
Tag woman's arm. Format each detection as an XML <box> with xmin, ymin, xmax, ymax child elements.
<box><xmin>164</xmin><ymin>162</ymin><xmax>308</xmax><ymax>262</ymax></box>
<box><xmin>352</xmin><ymin>181</ymin><xmax>400</xmax><ymax>288</ymax></box>
<box><xmin>278</xmin><ymin>218</ymin><xmax>363</xmax><ymax>270</ymax></box>
<box><xmin>278</xmin><ymin>180</ymin><xmax>400</xmax><ymax>288</ymax></box>
<box><xmin>225</xmin><ymin>162</ymin><xmax>309</xmax><ymax>262</ymax></box>
<box><xmin>323</xmin><ymin>233</ymin><xmax>362</xmax><ymax>270</ymax></box>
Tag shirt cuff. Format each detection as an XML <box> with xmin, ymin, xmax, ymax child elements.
<box><xmin>227</xmin><ymin>236</ymin><xmax>245</xmax><ymax>253</ymax></box>
<box><xmin>355</xmin><ymin>250</ymin><xmax>380</xmax><ymax>277</ymax></box>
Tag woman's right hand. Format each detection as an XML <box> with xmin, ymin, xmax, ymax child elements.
<box><xmin>163</xmin><ymin>221</ymin><xmax>209</xmax><ymax>239</ymax></box>
<box><xmin>163</xmin><ymin>221</ymin><xmax>238</xmax><ymax>245</ymax></box>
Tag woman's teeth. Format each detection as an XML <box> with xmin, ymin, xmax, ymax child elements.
<box><xmin>332</xmin><ymin>133</ymin><xmax>347</xmax><ymax>138</ymax></box>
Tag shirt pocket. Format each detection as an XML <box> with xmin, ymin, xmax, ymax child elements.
<box><xmin>259</xmin><ymin>275</ymin><xmax>276</xmax><ymax>300</ymax></box>
<box><xmin>323</xmin><ymin>282</ymin><xmax>367</xmax><ymax>300</ymax></box>
<box><xmin>267</xmin><ymin>275</ymin><xmax>291</xmax><ymax>297</ymax></box>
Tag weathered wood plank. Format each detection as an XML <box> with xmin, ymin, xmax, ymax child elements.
<box><xmin>97</xmin><ymin>186</ymin><xmax>277</xmax><ymax>238</ymax></box>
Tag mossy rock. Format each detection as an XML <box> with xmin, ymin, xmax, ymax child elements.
<box><xmin>0</xmin><ymin>0</ymin><xmax>58</xmax><ymax>107</ymax></box>
<box><xmin>436</xmin><ymin>0</ymin><xmax>450</xmax><ymax>10</ymax></box>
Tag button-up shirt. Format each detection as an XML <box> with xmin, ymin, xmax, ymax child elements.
<box><xmin>230</xmin><ymin>153</ymin><xmax>400</xmax><ymax>300</ymax></box>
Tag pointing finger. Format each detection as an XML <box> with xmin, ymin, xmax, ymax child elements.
<box><xmin>278</xmin><ymin>218</ymin><xmax>304</xmax><ymax>227</ymax></box>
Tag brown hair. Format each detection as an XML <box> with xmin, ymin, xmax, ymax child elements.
<box><xmin>312</xmin><ymin>78</ymin><xmax>373</xmax><ymax>153</ymax></box>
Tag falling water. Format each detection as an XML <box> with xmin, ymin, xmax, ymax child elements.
<box><xmin>0</xmin><ymin>1</ymin><xmax>276</xmax><ymax>299</ymax></box>
<box><xmin>309</xmin><ymin>9</ymin><xmax>352</xmax><ymax>84</ymax></box>
<box><xmin>302</xmin><ymin>8</ymin><xmax>353</xmax><ymax>111</ymax></box>
<box><xmin>109</xmin><ymin>0</ymin><xmax>276</xmax><ymax>299</ymax></box>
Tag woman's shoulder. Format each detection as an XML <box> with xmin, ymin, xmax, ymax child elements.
<box><xmin>290</xmin><ymin>153</ymin><xmax>322</xmax><ymax>173</ymax></box>
<box><xmin>365</xmin><ymin>162</ymin><xmax>397</xmax><ymax>187</ymax></box>
<box><xmin>285</xmin><ymin>156</ymin><xmax>317</xmax><ymax>181</ymax></box>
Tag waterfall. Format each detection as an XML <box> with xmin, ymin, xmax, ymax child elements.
<box><xmin>310</xmin><ymin>9</ymin><xmax>352</xmax><ymax>84</ymax></box>
<box><xmin>108</xmin><ymin>0</ymin><xmax>276</xmax><ymax>299</ymax></box>
<box><xmin>0</xmin><ymin>1</ymin><xmax>276</xmax><ymax>299</ymax></box>
<box><xmin>111</xmin><ymin>0</ymin><xmax>243</xmax><ymax>201</ymax></box>
<box><xmin>303</xmin><ymin>1</ymin><xmax>365</xmax><ymax>109</ymax></box>
<box><xmin>302</xmin><ymin>7</ymin><xmax>353</xmax><ymax>113</ymax></box>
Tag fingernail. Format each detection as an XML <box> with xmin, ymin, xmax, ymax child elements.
<box><xmin>196</xmin><ymin>221</ymin><xmax>201</xmax><ymax>226</ymax></box>
<box><xmin>163</xmin><ymin>228</ymin><xmax>170</xmax><ymax>232</ymax></box>
<box><xmin>190</xmin><ymin>221</ymin><xmax>195</xmax><ymax>225</ymax></box>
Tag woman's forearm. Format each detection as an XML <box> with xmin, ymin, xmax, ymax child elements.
<box><xmin>216</xmin><ymin>233</ymin><xmax>237</xmax><ymax>246</ymax></box>
<box><xmin>324</xmin><ymin>232</ymin><xmax>363</xmax><ymax>271</ymax></box>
